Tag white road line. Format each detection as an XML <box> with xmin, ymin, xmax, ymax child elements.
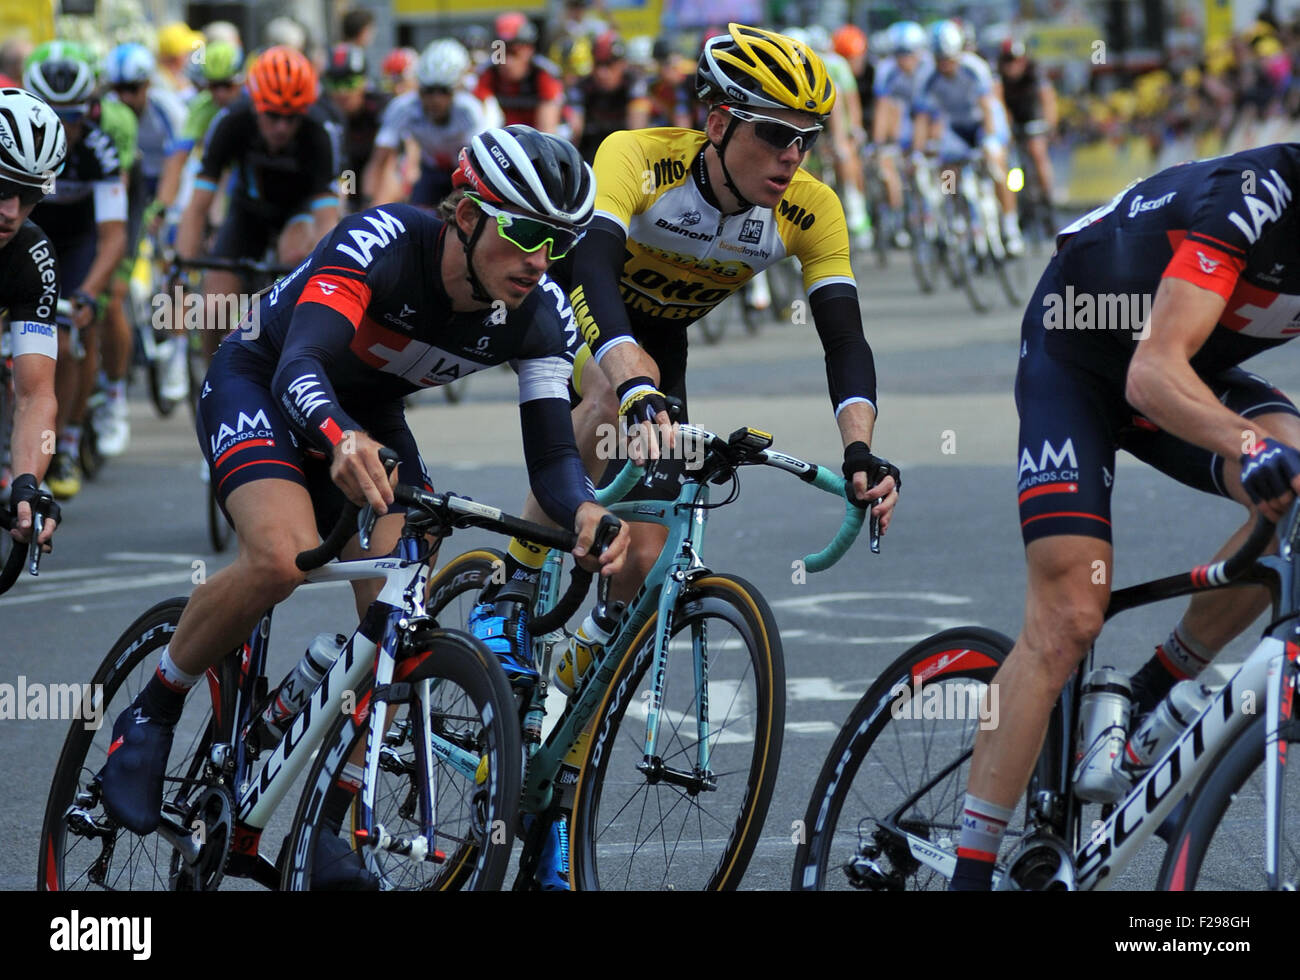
<box><xmin>0</xmin><ymin>570</ymin><xmax>195</xmax><ymax>606</ymax></box>
<box><xmin>771</xmin><ymin>591</ymin><xmax>973</xmax><ymax>612</ymax></box>
<box><xmin>105</xmin><ymin>552</ymin><xmax>206</xmax><ymax>564</ymax></box>
<box><xmin>786</xmin><ymin>677</ymin><xmax>869</xmax><ymax>701</ymax></box>
<box><xmin>785</xmin><ymin>721</ymin><xmax>840</xmax><ymax>735</ymax></box>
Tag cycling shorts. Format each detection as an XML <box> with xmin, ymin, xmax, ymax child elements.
<box><xmin>410</xmin><ymin>166</ymin><xmax>454</xmax><ymax>209</ymax></box>
<box><xmin>197</xmin><ymin>340</ymin><xmax>432</xmax><ymax>538</ymax></box>
<box><xmin>48</xmin><ymin>229</ymin><xmax>97</xmax><ymax>326</ymax></box>
<box><xmin>210</xmin><ymin>202</ymin><xmax>311</xmax><ymax>262</ymax></box>
<box><xmin>1016</xmin><ymin>262</ymin><xmax>1299</xmax><ymax>546</ymax></box>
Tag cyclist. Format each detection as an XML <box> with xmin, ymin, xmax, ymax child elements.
<box><xmin>23</xmin><ymin>45</ymin><xmax>128</xmax><ymax>500</ymax></box>
<box><xmin>380</xmin><ymin>46</ymin><xmax>418</xmax><ymax>96</ymax></box>
<box><xmin>568</xmin><ymin>31</ymin><xmax>651</xmax><ymax>164</ymax></box>
<box><xmin>805</xmin><ymin>25</ymin><xmax>871</xmax><ymax>248</ymax></box>
<box><xmin>155</xmin><ymin>22</ymin><xmax>202</xmax><ymax>101</ymax></box>
<box><xmin>475</xmin><ymin>22</ymin><xmax>901</xmax><ymax>684</ymax></box>
<box><xmin>367</xmin><ymin>39</ymin><xmax>493</xmax><ymax>210</ymax></box>
<box><xmin>644</xmin><ymin>38</ymin><xmax>693</xmax><ymax>129</ymax></box>
<box><xmin>997</xmin><ymin>39</ymin><xmax>1058</xmax><ymax>208</ymax></box>
<box><xmin>321</xmin><ymin>44</ymin><xmax>390</xmax><ymax>214</ymax></box>
<box><xmin>175</xmin><ymin>46</ymin><xmax>339</xmax><ymax>348</ymax></box>
<box><xmin>0</xmin><ymin>88</ymin><xmax>67</xmax><ymax>547</ymax></box>
<box><xmin>97</xmin><ymin>127</ymin><xmax>631</xmax><ymax>887</ymax></box>
<box><xmin>474</xmin><ymin>13</ymin><xmax>564</xmax><ymax>133</ymax></box>
<box><xmin>871</xmin><ymin>20</ymin><xmax>929</xmax><ymax>248</ymax></box>
<box><xmin>952</xmin><ymin>144</ymin><xmax>1300</xmax><ymax>890</ymax></box>
<box><xmin>912</xmin><ymin>20</ymin><xmax>1023</xmax><ymax>256</ymax></box>
<box><xmin>99</xmin><ymin>43</ymin><xmax>186</xmax><ymax>457</ymax></box>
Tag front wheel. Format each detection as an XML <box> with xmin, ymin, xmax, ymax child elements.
<box><xmin>569</xmin><ymin>574</ymin><xmax>785</xmax><ymax>890</ymax></box>
<box><xmin>791</xmin><ymin>626</ymin><xmax>1024</xmax><ymax>891</ymax></box>
<box><xmin>1158</xmin><ymin>714</ymin><xmax>1300</xmax><ymax>890</ymax></box>
<box><xmin>279</xmin><ymin>629</ymin><xmax>522</xmax><ymax>890</ymax></box>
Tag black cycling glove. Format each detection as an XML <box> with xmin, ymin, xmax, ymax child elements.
<box><xmin>842</xmin><ymin>441</ymin><xmax>902</xmax><ymax>509</ymax></box>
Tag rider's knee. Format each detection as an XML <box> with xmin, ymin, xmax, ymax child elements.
<box><xmin>242</xmin><ymin>541</ymin><xmax>309</xmax><ymax>604</ymax></box>
<box><xmin>1022</xmin><ymin>591</ymin><xmax>1105</xmax><ymax>682</ymax></box>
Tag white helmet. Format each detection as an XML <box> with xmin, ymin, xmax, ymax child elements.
<box><xmin>104</xmin><ymin>43</ymin><xmax>155</xmax><ymax>86</ymax></box>
<box><xmin>891</xmin><ymin>21</ymin><xmax>927</xmax><ymax>56</ymax></box>
<box><xmin>930</xmin><ymin>20</ymin><xmax>965</xmax><ymax>59</ymax></box>
<box><xmin>805</xmin><ymin>25</ymin><xmax>832</xmax><ymax>53</ymax></box>
<box><xmin>0</xmin><ymin>88</ymin><xmax>68</xmax><ymax>187</ymax></box>
<box><xmin>418</xmin><ymin>39</ymin><xmax>469</xmax><ymax>89</ymax></box>
<box><xmin>265</xmin><ymin>17</ymin><xmax>307</xmax><ymax>53</ymax></box>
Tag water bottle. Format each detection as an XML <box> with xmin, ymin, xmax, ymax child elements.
<box><xmin>250</xmin><ymin>633</ymin><xmax>346</xmax><ymax>752</ymax></box>
<box><xmin>1073</xmin><ymin>667</ymin><xmax>1133</xmax><ymax>803</ymax></box>
<box><xmin>552</xmin><ymin>604</ymin><xmax>621</xmax><ymax>699</ymax></box>
<box><xmin>1123</xmin><ymin>680</ymin><xmax>1214</xmax><ymax>772</ymax></box>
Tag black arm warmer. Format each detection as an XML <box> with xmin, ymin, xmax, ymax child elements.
<box><xmin>809</xmin><ymin>281</ymin><xmax>879</xmax><ymax>411</ymax></box>
<box><xmin>569</xmin><ymin>216</ymin><xmax>635</xmax><ymax>356</ymax></box>
<box><xmin>520</xmin><ymin>396</ymin><xmax>596</xmax><ymax>529</ymax></box>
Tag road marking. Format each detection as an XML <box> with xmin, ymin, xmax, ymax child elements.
<box><xmin>105</xmin><ymin>552</ymin><xmax>206</xmax><ymax>564</ymax></box>
<box><xmin>771</xmin><ymin>591</ymin><xmax>973</xmax><ymax>614</ymax></box>
<box><xmin>0</xmin><ymin>570</ymin><xmax>194</xmax><ymax>606</ymax></box>
<box><xmin>786</xmin><ymin>721</ymin><xmax>840</xmax><ymax>735</ymax></box>
<box><xmin>786</xmin><ymin>677</ymin><xmax>868</xmax><ymax>701</ymax></box>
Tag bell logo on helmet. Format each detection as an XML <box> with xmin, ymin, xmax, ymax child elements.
<box><xmin>725</xmin><ymin>85</ymin><xmax>749</xmax><ymax>101</ymax></box>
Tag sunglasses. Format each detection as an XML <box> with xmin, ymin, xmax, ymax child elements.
<box><xmin>722</xmin><ymin>105</ymin><xmax>823</xmax><ymax>152</ymax></box>
<box><xmin>468</xmin><ymin>193</ymin><xmax>585</xmax><ymax>259</ymax></box>
<box><xmin>261</xmin><ymin>111</ymin><xmax>304</xmax><ymax>124</ymax></box>
<box><xmin>326</xmin><ymin>75</ymin><xmax>366</xmax><ymax>92</ymax></box>
<box><xmin>419</xmin><ymin>84</ymin><xmax>453</xmax><ymax>96</ymax></box>
<box><xmin>208</xmin><ymin>79</ymin><xmax>237</xmax><ymax>91</ymax></box>
<box><xmin>0</xmin><ymin>180</ymin><xmax>45</xmax><ymax>206</ymax></box>
<box><xmin>114</xmin><ymin>82</ymin><xmax>145</xmax><ymax>95</ymax></box>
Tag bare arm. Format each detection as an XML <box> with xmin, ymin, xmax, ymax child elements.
<box><xmin>177</xmin><ymin>184</ymin><xmax>217</xmax><ymax>259</ymax></box>
<box><xmin>9</xmin><ymin>353</ymin><xmax>58</xmax><ymax>544</ymax></box>
<box><xmin>535</xmin><ymin>98</ymin><xmax>563</xmax><ymax>135</ymax></box>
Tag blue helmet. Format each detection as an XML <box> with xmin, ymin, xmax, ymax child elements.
<box><xmin>104</xmin><ymin>42</ymin><xmax>155</xmax><ymax>86</ymax></box>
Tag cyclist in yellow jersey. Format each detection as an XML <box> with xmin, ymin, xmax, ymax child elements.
<box><xmin>476</xmin><ymin>24</ymin><xmax>901</xmax><ymax>632</ymax></box>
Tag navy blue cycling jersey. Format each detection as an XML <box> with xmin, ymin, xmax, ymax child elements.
<box><xmin>221</xmin><ymin>202</ymin><xmax>593</xmax><ymax>526</ymax></box>
<box><xmin>1046</xmin><ymin>142</ymin><xmax>1300</xmax><ymax>381</ymax></box>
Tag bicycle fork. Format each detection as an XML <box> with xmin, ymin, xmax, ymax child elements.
<box><xmin>637</xmin><ymin>540</ymin><xmax>717</xmax><ymax>793</ymax></box>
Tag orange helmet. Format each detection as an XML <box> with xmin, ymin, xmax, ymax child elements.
<box><xmin>833</xmin><ymin>25</ymin><xmax>867</xmax><ymax>60</ymax></box>
<box><xmin>247</xmin><ymin>45</ymin><xmax>316</xmax><ymax>114</ymax></box>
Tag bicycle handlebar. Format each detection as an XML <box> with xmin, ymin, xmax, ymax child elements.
<box><xmin>170</xmin><ymin>255</ymin><xmax>293</xmax><ymax>277</ymax></box>
<box><xmin>0</xmin><ymin>491</ymin><xmax>53</xmax><ymax>596</ymax></box>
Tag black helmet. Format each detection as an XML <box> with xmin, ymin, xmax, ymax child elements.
<box><xmin>325</xmin><ymin>43</ymin><xmax>368</xmax><ymax>81</ymax></box>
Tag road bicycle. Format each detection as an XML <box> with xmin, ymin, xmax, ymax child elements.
<box><xmin>38</xmin><ymin>455</ymin><xmax>608</xmax><ymax>890</ymax></box>
<box><xmin>426</xmin><ymin>423</ymin><xmax>874</xmax><ymax>889</ymax></box>
<box><xmin>167</xmin><ymin>254</ymin><xmax>292</xmax><ymax>553</ymax></box>
<box><xmin>1008</xmin><ymin>122</ymin><xmax>1058</xmax><ymax>259</ymax></box>
<box><xmin>792</xmin><ymin>509</ymin><xmax>1300</xmax><ymax>890</ymax></box>
<box><xmin>936</xmin><ymin>149</ymin><xmax>1023</xmax><ymax>314</ymax></box>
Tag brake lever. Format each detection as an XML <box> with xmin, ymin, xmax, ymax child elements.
<box><xmin>869</xmin><ymin>511</ymin><xmax>881</xmax><ymax>555</ymax></box>
<box><xmin>358</xmin><ymin>448</ymin><xmax>402</xmax><ymax>553</ymax></box>
<box><xmin>27</xmin><ymin>511</ymin><xmax>44</xmax><ymax>576</ymax></box>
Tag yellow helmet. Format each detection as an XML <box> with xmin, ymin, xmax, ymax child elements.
<box><xmin>696</xmin><ymin>23</ymin><xmax>835</xmax><ymax>116</ymax></box>
<box><xmin>158</xmin><ymin>22</ymin><xmax>202</xmax><ymax>59</ymax></box>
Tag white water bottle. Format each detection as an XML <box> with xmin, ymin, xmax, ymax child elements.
<box><xmin>1073</xmin><ymin>667</ymin><xmax>1133</xmax><ymax>803</ymax></box>
<box><xmin>553</xmin><ymin>607</ymin><xmax>618</xmax><ymax>699</ymax></box>
<box><xmin>1123</xmin><ymin>681</ymin><xmax>1214</xmax><ymax>771</ymax></box>
<box><xmin>257</xmin><ymin>633</ymin><xmax>346</xmax><ymax>747</ymax></box>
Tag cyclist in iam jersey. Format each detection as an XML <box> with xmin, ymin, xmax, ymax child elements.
<box><xmin>951</xmin><ymin>144</ymin><xmax>1300</xmax><ymax>889</ymax></box>
<box><xmin>96</xmin><ymin>127</ymin><xmax>631</xmax><ymax>871</ymax></box>
<box><xmin>0</xmin><ymin>88</ymin><xmax>67</xmax><ymax>547</ymax></box>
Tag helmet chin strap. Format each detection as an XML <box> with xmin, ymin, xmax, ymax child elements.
<box><xmin>710</xmin><ymin>116</ymin><xmax>756</xmax><ymax>213</ymax></box>
<box><xmin>455</xmin><ymin>212</ymin><xmax>495</xmax><ymax>304</ymax></box>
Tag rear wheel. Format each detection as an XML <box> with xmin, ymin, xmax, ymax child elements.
<box><xmin>39</xmin><ymin>598</ymin><xmax>235</xmax><ymax>890</ymax></box>
<box><xmin>280</xmin><ymin>629</ymin><xmax>522</xmax><ymax>890</ymax></box>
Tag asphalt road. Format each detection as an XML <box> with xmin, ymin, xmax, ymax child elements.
<box><xmin>2</xmin><ymin>249</ymin><xmax>1289</xmax><ymax>892</ymax></box>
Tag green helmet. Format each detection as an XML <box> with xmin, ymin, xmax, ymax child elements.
<box><xmin>23</xmin><ymin>41</ymin><xmax>98</xmax><ymax>106</ymax></box>
<box><xmin>202</xmin><ymin>40</ymin><xmax>244</xmax><ymax>82</ymax></box>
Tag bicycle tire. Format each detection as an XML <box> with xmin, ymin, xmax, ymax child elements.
<box><xmin>79</xmin><ymin>414</ymin><xmax>103</xmax><ymax>481</ymax></box>
<box><xmin>38</xmin><ymin>597</ymin><xmax>233</xmax><ymax>890</ymax></box>
<box><xmin>279</xmin><ymin>628</ymin><xmax>522</xmax><ymax>891</ymax></box>
<box><xmin>791</xmin><ymin>626</ymin><xmax>1021</xmax><ymax>891</ymax></box>
<box><xmin>696</xmin><ymin>314</ymin><xmax>725</xmax><ymax>346</ymax></box>
<box><xmin>1157</xmin><ymin>713</ymin><xmax>1300</xmax><ymax>890</ymax></box>
<box><xmin>569</xmin><ymin>573</ymin><xmax>785</xmax><ymax>890</ymax></box>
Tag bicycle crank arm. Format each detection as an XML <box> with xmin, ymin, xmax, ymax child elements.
<box><xmin>156</xmin><ymin>813</ymin><xmax>203</xmax><ymax>864</ymax></box>
<box><xmin>636</xmin><ymin>756</ymin><xmax>717</xmax><ymax>794</ymax></box>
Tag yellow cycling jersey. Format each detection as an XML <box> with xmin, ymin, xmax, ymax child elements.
<box><xmin>590</xmin><ymin>127</ymin><xmax>855</xmax><ymax>331</ymax></box>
